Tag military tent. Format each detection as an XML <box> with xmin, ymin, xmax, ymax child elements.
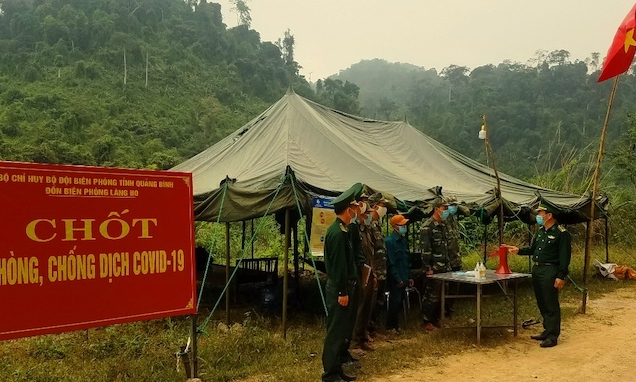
<box><xmin>171</xmin><ymin>88</ymin><xmax>607</xmax><ymax>224</ymax></box>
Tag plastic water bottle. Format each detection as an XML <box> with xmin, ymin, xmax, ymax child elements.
<box><xmin>479</xmin><ymin>262</ymin><xmax>487</xmax><ymax>278</ymax></box>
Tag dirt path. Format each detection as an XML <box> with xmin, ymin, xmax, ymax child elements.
<box><xmin>372</xmin><ymin>284</ymin><xmax>636</xmax><ymax>382</ymax></box>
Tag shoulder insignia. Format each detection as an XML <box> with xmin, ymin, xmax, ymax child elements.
<box><xmin>339</xmin><ymin>223</ymin><xmax>348</xmax><ymax>232</ymax></box>
<box><xmin>558</xmin><ymin>225</ymin><xmax>566</xmax><ymax>232</ymax></box>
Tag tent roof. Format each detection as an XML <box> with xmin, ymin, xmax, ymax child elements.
<box><xmin>171</xmin><ymin>88</ymin><xmax>607</xmax><ymax>223</ymax></box>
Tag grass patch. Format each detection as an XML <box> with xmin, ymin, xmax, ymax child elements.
<box><xmin>1</xmin><ymin>245</ymin><xmax>634</xmax><ymax>381</ymax></box>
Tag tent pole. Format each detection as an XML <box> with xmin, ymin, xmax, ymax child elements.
<box><xmin>241</xmin><ymin>220</ymin><xmax>246</xmax><ymax>254</ymax></box>
<box><xmin>605</xmin><ymin>217</ymin><xmax>609</xmax><ymax>263</ymax></box>
<box><xmin>283</xmin><ymin>209</ymin><xmax>290</xmax><ymax>339</ymax></box>
<box><xmin>527</xmin><ymin>224</ymin><xmax>532</xmax><ymax>272</ymax></box>
<box><xmin>483</xmin><ymin>224</ymin><xmax>488</xmax><ymax>264</ymax></box>
<box><xmin>304</xmin><ymin>217</ymin><xmax>310</xmax><ymax>271</ymax></box>
<box><xmin>293</xmin><ymin>218</ymin><xmax>300</xmax><ymax>300</ymax></box>
<box><xmin>251</xmin><ymin>219</ymin><xmax>255</xmax><ymax>259</ymax></box>
<box><xmin>481</xmin><ymin>115</ymin><xmax>504</xmax><ymax>246</ymax></box>
<box><xmin>583</xmin><ymin>75</ymin><xmax>618</xmax><ymax>314</ymax></box>
<box><xmin>225</xmin><ymin>222</ymin><xmax>231</xmax><ymax>324</ymax></box>
<box><xmin>498</xmin><ymin>204</ymin><xmax>504</xmax><ymax>246</ymax></box>
<box><xmin>582</xmin><ymin>221</ymin><xmax>591</xmax><ymax>314</ymax></box>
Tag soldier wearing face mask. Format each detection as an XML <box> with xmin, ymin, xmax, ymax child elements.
<box><xmin>322</xmin><ymin>183</ymin><xmax>363</xmax><ymax>382</ymax></box>
<box><xmin>420</xmin><ymin>197</ymin><xmax>452</xmax><ymax>331</ymax></box>
<box><xmin>351</xmin><ymin>193</ymin><xmax>377</xmax><ymax>352</ymax></box>
<box><xmin>352</xmin><ymin>193</ymin><xmax>390</xmax><ymax>348</ymax></box>
<box><xmin>443</xmin><ymin>195</ymin><xmax>463</xmax><ymax>318</ymax></box>
<box><xmin>505</xmin><ymin>202</ymin><xmax>571</xmax><ymax>348</ymax></box>
<box><xmin>339</xmin><ymin>190</ymin><xmax>367</xmax><ymax>369</ymax></box>
<box><xmin>443</xmin><ymin>195</ymin><xmax>462</xmax><ymax>272</ymax></box>
<box><xmin>385</xmin><ymin>214</ymin><xmax>413</xmax><ymax>334</ymax></box>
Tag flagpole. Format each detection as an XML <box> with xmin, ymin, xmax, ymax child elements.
<box><xmin>581</xmin><ymin>75</ymin><xmax>619</xmax><ymax>313</ymax></box>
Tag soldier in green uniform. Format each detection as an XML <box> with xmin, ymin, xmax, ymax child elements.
<box><xmin>443</xmin><ymin>195</ymin><xmax>464</xmax><ymax>317</ymax></box>
<box><xmin>340</xmin><ymin>192</ymin><xmax>367</xmax><ymax>362</ymax></box>
<box><xmin>322</xmin><ymin>184</ymin><xmax>362</xmax><ymax>382</ymax></box>
<box><xmin>352</xmin><ymin>193</ymin><xmax>389</xmax><ymax>350</ymax></box>
<box><xmin>420</xmin><ymin>197</ymin><xmax>452</xmax><ymax>331</ymax></box>
<box><xmin>367</xmin><ymin>193</ymin><xmax>388</xmax><ymax>338</ymax></box>
<box><xmin>444</xmin><ymin>196</ymin><xmax>462</xmax><ymax>272</ymax></box>
<box><xmin>506</xmin><ymin>202</ymin><xmax>571</xmax><ymax>348</ymax></box>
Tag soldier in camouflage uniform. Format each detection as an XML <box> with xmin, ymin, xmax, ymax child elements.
<box><xmin>353</xmin><ymin>193</ymin><xmax>388</xmax><ymax>343</ymax></box>
<box><xmin>443</xmin><ymin>195</ymin><xmax>463</xmax><ymax>317</ymax></box>
<box><xmin>444</xmin><ymin>196</ymin><xmax>462</xmax><ymax>272</ymax></box>
<box><xmin>351</xmin><ymin>195</ymin><xmax>377</xmax><ymax>352</ymax></box>
<box><xmin>420</xmin><ymin>197</ymin><xmax>452</xmax><ymax>331</ymax></box>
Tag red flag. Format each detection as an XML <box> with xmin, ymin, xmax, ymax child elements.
<box><xmin>598</xmin><ymin>2</ymin><xmax>636</xmax><ymax>82</ymax></box>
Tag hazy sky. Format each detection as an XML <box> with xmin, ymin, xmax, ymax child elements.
<box><xmin>215</xmin><ymin>0</ymin><xmax>635</xmax><ymax>81</ymax></box>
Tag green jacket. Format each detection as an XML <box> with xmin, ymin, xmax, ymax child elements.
<box><xmin>385</xmin><ymin>231</ymin><xmax>411</xmax><ymax>284</ymax></box>
<box><xmin>420</xmin><ymin>217</ymin><xmax>452</xmax><ymax>273</ymax></box>
<box><xmin>519</xmin><ymin>224</ymin><xmax>572</xmax><ymax>279</ymax></box>
<box><xmin>445</xmin><ymin>214</ymin><xmax>462</xmax><ymax>269</ymax></box>
<box><xmin>324</xmin><ymin>217</ymin><xmax>357</xmax><ymax>296</ymax></box>
<box><xmin>369</xmin><ymin>220</ymin><xmax>387</xmax><ymax>279</ymax></box>
<box><xmin>348</xmin><ymin>221</ymin><xmax>367</xmax><ymax>271</ymax></box>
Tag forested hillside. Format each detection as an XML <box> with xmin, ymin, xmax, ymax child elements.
<box><xmin>2</xmin><ymin>0</ymin><xmax>635</xmax><ymax>193</ymax></box>
<box><xmin>0</xmin><ymin>0</ymin><xmax>319</xmax><ymax>169</ymax></box>
<box><xmin>332</xmin><ymin>57</ymin><xmax>636</xmax><ymax>180</ymax></box>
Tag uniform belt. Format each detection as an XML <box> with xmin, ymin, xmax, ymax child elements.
<box><xmin>534</xmin><ymin>262</ymin><xmax>558</xmax><ymax>266</ymax></box>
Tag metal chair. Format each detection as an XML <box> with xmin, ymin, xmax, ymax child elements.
<box><xmin>386</xmin><ymin>286</ymin><xmax>422</xmax><ymax>322</ymax></box>
<box><xmin>404</xmin><ymin>286</ymin><xmax>422</xmax><ymax>312</ymax></box>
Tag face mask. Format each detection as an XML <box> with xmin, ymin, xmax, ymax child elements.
<box><xmin>448</xmin><ymin>205</ymin><xmax>458</xmax><ymax>215</ymax></box>
<box><xmin>441</xmin><ymin>210</ymin><xmax>450</xmax><ymax>220</ymax></box>
<box><xmin>535</xmin><ymin>215</ymin><xmax>544</xmax><ymax>226</ymax></box>
<box><xmin>348</xmin><ymin>207</ymin><xmax>358</xmax><ymax>224</ymax></box>
<box><xmin>376</xmin><ymin>206</ymin><xmax>387</xmax><ymax>219</ymax></box>
<box><xmin>364</xmin><ymin>214</ymin><xmax>372</xmax><ymax>225</ymax></box>
<box><xmin>397</xmin><ymin>225</ymin><xmax>407</xmax><ymax>236</ymax></box>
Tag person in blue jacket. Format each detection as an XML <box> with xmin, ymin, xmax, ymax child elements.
<box><xmin>385</xmin><ymin>214</ymin><xmax>413</xmax><ymax>333</ymax></box>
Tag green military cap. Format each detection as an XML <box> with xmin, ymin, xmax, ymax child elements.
<box><xmin>331</xmin><ymin>183</ymin><xmax>363</xmax><ymax>210</ymax></box>
<box><xmin>535</xmin><ymin>202</ymin><xmax>559</xmax><ymax>214</ymax></box>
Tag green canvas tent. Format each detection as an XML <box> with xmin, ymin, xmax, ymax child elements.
<box><xmin>171</xmin><ymin>88</ymin><xmax>608</xmax><ymax>224</ymax></box>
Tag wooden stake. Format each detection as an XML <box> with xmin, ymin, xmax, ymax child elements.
<box><xmin>190</xmin><ymin>314</ymin><xmax>198</xmax><ymax>378</ymax></box>
<box><xmin>482</xmin><ymin>115</ymin><xmax>504</xmax><ymax>246</ymax></box>
<box><xmin>225</xmin><ymin>222</ymin><xmax>230</xmax><ymax>324</ymax></box>
<box><xmin>282</xmin><ymin>209</ymin><xmax>290</xmax><ymax>339</ymax></box>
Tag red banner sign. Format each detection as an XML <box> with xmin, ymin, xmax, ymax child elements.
<box><xmin>0</xmin><ymin>161</ymin><xmax>196</xmax><ymax>341</ymax></box>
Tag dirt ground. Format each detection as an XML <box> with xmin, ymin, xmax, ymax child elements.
<box><xmin>372</xmin><ymin>283</ymin><xmax>636</xmax><ymax>382</ymax></box>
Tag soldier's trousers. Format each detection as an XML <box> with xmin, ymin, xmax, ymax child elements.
<box><xmin>386</xmin><ymin>280</ymin><xmax>405</xmax><ymax>330</ymax></box>
<box><xmin>338</xmin><ymin>281</ymin><xmax>361</xmax><ymax>363</ymax></box>
<box><xmin>532</xmin><ymin>265</ymin><xmax>561</xmax><ymax>341</ymax></box>
<box><xmin>370</xmin><ymin>279</ymin><xmax>385</xmax><ymax>331</ymax></box>
<box><xmin>322</xmin><ymin>282</ymin><xmax>351</xmax><ymax>382</ymax></box>
<box><xmin>421</xmin><ymin>277</ymin><xmax>442</xmax><ymax>324</ymax></box>
<box><xmin>353</xmin><ymin>277</ymin><xmax>375</xmax><ymax>345</ymax></box>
